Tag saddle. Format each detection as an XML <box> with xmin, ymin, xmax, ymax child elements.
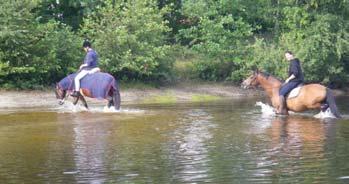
<box><xmin>286</xmin><ymin>83</ymin><xmax>304</xmax><ymax>99</ymax></box>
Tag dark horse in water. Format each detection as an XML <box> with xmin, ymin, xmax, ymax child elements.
<box><xmin>241</xmin><ymin>70</ymin><xmax>341</xmax><ymax>118</ymax></box>
<box><xmin>55</xmin><ymin>72</ymin><xmax>120</xmax><ymax>110</ymax></box>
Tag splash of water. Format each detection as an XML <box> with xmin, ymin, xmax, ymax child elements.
<box><xmin>55</xmin><ymin>101</ymin><xmax>143</xmax><ymax>114</ymax></box>
<box><xmin>314</xmin><ymin>108</ymin><xmax>336</xmax><ymax>119</ymax></box>
<box><xmin>255</xmin><ymin>101</ymin><xmax>276</xmax><ymax>116</ymax></box>
<box><xmin>255</xmin><ymin>101</ymin><xmax>338</xmax><ymax>119</ymax></box>
<box><xmin>56</xmin><ymin>102</ymin><xmax>88</xmax><ymax>113</ymax></box>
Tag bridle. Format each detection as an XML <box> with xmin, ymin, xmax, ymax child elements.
<box><xmin>55</xmin><ymin>85</ymin><xmax>69</xmax><ymax>105</ymax></box>
<box><xmin>243</xmin><ymin>72</ymin><xmax>259</xmax><ymax>88</ymax></box>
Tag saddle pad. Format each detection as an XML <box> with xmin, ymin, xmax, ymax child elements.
<box><xmin>287</xmin><ymin>86</ymin><xmax>302</xmax><ymax>99</ymax></box>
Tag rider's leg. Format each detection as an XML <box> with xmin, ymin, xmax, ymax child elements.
<box><xmin>277</xmin><ymin>81</ymin><xmax>300</xmax><ymax>114</ymax></box>
<box><xmin>278</xmin><ymin>95</ymin><xmax>287</xmax><ymax>114</ymax></box>
<box><xmin>278</xmin><ymin>84</ymin><xmax>290</xmax><ymax>114</ymax></box>
<box><xmin>72</xmin><ymin>70</ymin><xmax>89</xmax><ymax>97</ymax></box>
<box><xmin>89</xmin><ymin>67</ymin><xmax>100</xmax><ymax>74</ymax></box>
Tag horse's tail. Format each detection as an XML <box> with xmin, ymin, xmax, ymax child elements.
<box><xmin>111</xmin><ymin>78</ymin><xmax>121</xmax><ymax>110</ymax></box>
<box><xmin>326</xmin><ymin>88</ymin><xmax>341</xmax><ymax>118</ymax></box>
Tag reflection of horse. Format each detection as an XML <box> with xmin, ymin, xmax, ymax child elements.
<box><xmin>241</xmin><ymin>70</ymin><xmax>340</xmax><ymax>118</ymax></box>
<box><xmin>55</xmin><ymin>72</ymin><xmax>121</xmax><ymax>110</ymax></box>
<box><xmin>270</xmin><ymin>116</ymin><xmax>332</xmax><ymax>143</ymax></box>
<box><xmin>268</xmin><ymin>116</ymin><xmax>335</xmax><ymax>161</ymax></box>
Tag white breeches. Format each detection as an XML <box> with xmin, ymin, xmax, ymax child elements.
<box><xmin>74</xmin><ymin>67</ymin><xmax>101</xmax><ymax>91</ymax></box>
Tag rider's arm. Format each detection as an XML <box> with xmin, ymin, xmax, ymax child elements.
<box><xmin>286</xmin><ymin>59</ymin><xmax>300</xmax><ymax>83</ymax></box>
<box><xmin>81</xmin><ymin>51</ymin><xmax>95</xmax><ymax>69</ymax></box>
<box><xmin>289</xmin><ymin>59</ymin><xmax>300</xmax><ymax>77</ymax></box>
<box><xmin>285</xmin><ymin>74</ymin><xmax>295</xmax><ymax>83</ymax></box>
<box><xmin>79</xmin><ymin>63</ymin><xmax>88</xmax><ymax>69</ymax></box>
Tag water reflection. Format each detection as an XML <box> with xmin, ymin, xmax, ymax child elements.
<box><xmin>247</xmin><ymin>116</ymin><xmax>337</xmax><ymax>183</ymax></box>
<box><xmin>170</xmin><ymin>109</ymin><xmax>216</xmax><ymax>183</ymax></box>
<box><xmin>0</xmin><ymin>99</ymin><xmax>348</xmax><ymax>183</ymax></box>
<box><xmin>71</xmin><ymin>114</ymin><xmax>110</xmax><ymax>183</ymax></box>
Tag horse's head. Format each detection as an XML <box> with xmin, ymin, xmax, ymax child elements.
<box><xmin>241</xmin><ymin>70</ymin><xmax>260</xmax><ymax>89</ymax></box>
<box><xmin>55</xmin><ymin>83</ymin><xmax>67</xmax><ymax>105</ymax></box>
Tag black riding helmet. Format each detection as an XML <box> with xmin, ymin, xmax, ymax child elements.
<box><xmin>82</xmin><ymin>40</ymin><xmax>91</xmax><ymax>48</ymax></box>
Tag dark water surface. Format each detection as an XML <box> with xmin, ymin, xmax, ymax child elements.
<box><xmin>0</xmin><ymin>96</ymin><xmax>349</xmax><ymax>183</ymax></box>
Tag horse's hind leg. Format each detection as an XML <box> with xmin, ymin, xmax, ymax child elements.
<box><xmin>107</xmin><ymin>96</ymin><xmax>114</xmax><ymax>108</ymax></box>
<box><xmin>80</xmin><ymin>96</ymin><xmax>89</xmax><ymax>109</ymax></box>
<box><xmin>113</xmin><ymin>90</ymin><xmax>121</xmax><ymax>110</ymax></box>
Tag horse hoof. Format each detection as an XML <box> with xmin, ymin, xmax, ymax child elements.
<box><xmin>275</xmin><ymin>111</ymin><xmax>288</xmax><ymax>116</ymax></box>
<box><xmin>321</xmin><ymin>104</ymin><xmax>329</xmax><ymax>112</ymax></box>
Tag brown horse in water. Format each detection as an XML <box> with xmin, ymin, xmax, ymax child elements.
<box><xmin>241</xmin><ymin>70</ymin><xmax>341</xmax><ymax>118</ymax></box>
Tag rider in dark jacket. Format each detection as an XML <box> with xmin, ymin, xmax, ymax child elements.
<box><xmin>277</xmin><ymin>51</ymin><xmax>304</xmax><ymax>114</ymax></box>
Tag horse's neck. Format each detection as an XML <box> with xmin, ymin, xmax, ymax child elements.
<box><xmin>59</xmin><ymin>75</ymin><xmax>75</xmax><ymax>90</ymax></box>
<box><xmin>258</xmin><ymin>76</ymin><xmax>281</xmax><ymax>98</ymax></box>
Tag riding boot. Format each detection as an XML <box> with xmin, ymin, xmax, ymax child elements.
<box><xmin>277</xmin><ymin>96</ymin><xmax>288</xmax><ymax>115</ymax></box>
<box><xmin>71</xmin><ymin>91</ymin><xmax>81</xmax><ymax>97</ymax></box>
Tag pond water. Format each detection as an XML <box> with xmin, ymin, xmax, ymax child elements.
<box><xmin>0</xmin><ymin>95</ymin><xmax>349</xmax><ymax>183</ymax></box>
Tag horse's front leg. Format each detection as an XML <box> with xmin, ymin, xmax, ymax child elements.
<box><xmin>271</xmin><ymin>96</ymin><xmax>280</xmax><ymax>112</ymax></box>
<box><xmin>79</xmin><ymin>96</ymin><xmax>89</xmax><ymax>109</ymax></box>
<box><xmin>72</xmin><ymin>96</ymin><xmax>79</xmax><ymax>105</ymax></box>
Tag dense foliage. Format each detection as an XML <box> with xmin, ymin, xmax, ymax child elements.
<box><xmin>0</xmin><ymin>0</ymin><xmax>81</xmax><ymax>88</ymax></box>
<box><xmin>81</xmin><ymin>0</ymin><xmax>174</xmax><ymax>82</ymax></box>
<box><xmin>0</xmin><ymin>0</ymin><xmax>348</xmax><ymax>88</ymax></box>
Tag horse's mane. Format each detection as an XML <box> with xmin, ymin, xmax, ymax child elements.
<box><xmin>258</xmin><ymin>71</ymin><xmax>283</xmax><ymax>82</ymax></box>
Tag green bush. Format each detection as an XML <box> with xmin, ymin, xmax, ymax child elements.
<box><xmin>81</xmin><ymin>0</ymin><xmax>175</xmax><ymax>82</ymax></box>
<box><xmin>0</xmin><ymin>0</ymin><xmax>348</xmax><ymax>88</ymax></box>
<box><xmin>243</xmin><ymin>38</ymin><xmax>285</xmax><ymax>79</ymax></box>
<box><xmin>0</xmin><ymin>0</ymin><xmax>81</xmax><ymax>88</ymax></box>
<box><xmin>177</xmin><ymin>0</ymin><xmax>253</xmax><ymax>82</ymax></box>
<box><xmin>280</xmin><ymin>12</ymin><xmax>349</xmax><ymax>84</ymax></box>
<box><xmin>239</xmin><ymin>9</ymin><xmax>349</xmax><ymax>85</ymax></box>
<box><xmin>30</xmin><ymin>21</ymin><xmax>82</xmax><ymax>85</ymax></box>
